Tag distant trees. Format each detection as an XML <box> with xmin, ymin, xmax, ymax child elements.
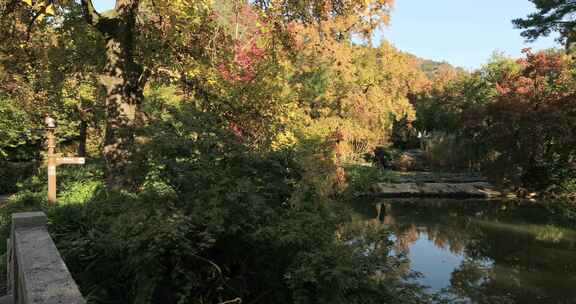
<box><xmin>463</xmin><ymin>50</ymin><xmax>576</xmax><ymax>190</ymax></box>
<box><xmin>412</xmin><ymin>49</ymin><xmax>576</xmax><ymax>192</ymax></box>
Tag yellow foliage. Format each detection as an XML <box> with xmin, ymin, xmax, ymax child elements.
<box><xmin>271</xmin><ymin>131</ymin><xmax>298</xmax><ymax>151</ymax></box>
<box><xmin>285</xmin><ymin>19</ymin><xmax>424</xmax><ymax>160</ymax></box>
<box><xmin>45</xmin><ymin>4</ymin><xmax>54</xmax><ymax>15</ymax></box>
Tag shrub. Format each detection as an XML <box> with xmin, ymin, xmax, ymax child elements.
<box><xmin>44</xmin><ymin>159</ymin><xmax>427</xmax><ymax>304</ymax></box>
<box><xmin>0</xmin><ymin>143</ymin><xmax>431</xmax><ymax>304</ymax></box>
<box><xmin>0</xmin><ymin>161</ymin><xmax>39</xmax><ymax>194</ymax></box>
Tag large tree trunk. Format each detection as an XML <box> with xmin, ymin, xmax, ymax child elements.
<box><xmin>81</xmin><ymin>0</ymin><xmax>146</xmax><ymax>191</ymax></box>
<box><xmin>100</xmin><ymin>22</ymin><xmax>144</xmax><ymax>191</ymax></box>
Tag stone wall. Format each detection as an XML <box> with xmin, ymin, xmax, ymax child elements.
<box><xmin>2</xmin><ymin>212</ymin><xmax>85</xmax><ymax>304</ymax></box>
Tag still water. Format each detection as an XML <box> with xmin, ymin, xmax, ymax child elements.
<box><xmin>350</xmin><ymin>200</ymin><xmax>576</xmax><ymax>304</ymax></box>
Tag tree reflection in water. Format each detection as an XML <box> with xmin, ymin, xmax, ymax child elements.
<box><xmin>349</xmin><ymin>199</ymin><xmax>576</xmax><ymax>304</ymax></box>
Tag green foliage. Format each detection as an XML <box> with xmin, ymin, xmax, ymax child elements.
<box><xmin>411</xmin><ymin>56</ymin><xmax>502</xmax><ymax>135</ymax></box>
<box><xmin>391</xmin><ymin>115</ymin><xmax>419</xmax><ymax>150</ymax></box>
<box><xmin>0</xmin><ymin>99</ymin><xmax>35</xmax><ymax>159</ymax></box>
<box><xmin>0</xmin><ymin>161</ymin><xmax>38</xmax><ymax>194</ymax></box>
<box><xmin>0</xmin><ymin>1</ymin><xmax>105</xmax><ymax>161</ymax></box>
<box><xmin>343</xmin><ymin>164</ymin><xmax>387</xmax><ymax>198</ymax></box>
<box><xmin>12</xmin><ymin>1</ymin><xmax>576</xmax><ymax>303</ymax></box>
<box><xmin>513</xmin><ymin>0</ymin><xmax>576</xmax><ymax>49</ymax></box>
<box><xmin>0</xmin><ymin>86</ymin><xmax>417</xmax><ymax>303</ymax></box>
<box><xmin>411</xmin><ymin>52</ymin><xmax>517</xmax><ymax>136</ymax></box>
<box><xmin>0</xmin><ymin>78</ymin><xmax>433</xmax><ymax>302</ymax></box>
<box><xmin>418</xmin><ymin>59</ymin><xmax>465</xmax><ymax>79</ymax></box>
<box><xmin>26</xmin><ymin>155</ymin><xmax>426</xmax><ymax>304</ymax></box>
<box><xmin>544</xmin><ymin>200</ymin><xmax>576</xmax><ymax>230</ymax></box>
<box><xmin>422</xmin><ymin>132</ymin><xmax>482</xmax><ymax>172</ymax></box>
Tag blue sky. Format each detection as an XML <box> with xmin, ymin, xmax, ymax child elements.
<box><xmin>93</xmin><ymin>0</ymin><xmax>114</xmax><ymax>12</ymax></box>
<box><xmin>93</xmin><ymin>0</ymin><xmax>560</xmax><ymax>70</ymax></box>
<box><xmin>377</xmin><ymin>0</ymin><xmax>560</xmax><ymax>70</ymax></box>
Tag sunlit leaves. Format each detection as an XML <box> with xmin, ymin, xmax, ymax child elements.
<box><xmin>18</xmin><ymin>0</ymin><xmax>57</xmax><ymax>22</ymax></box>
<box><xmin>252</xmin><ymin>0</ymin><xmax>393</xmax><ymax>37</ymax></box>
<box><xmin>289</xmin><ymin>20</ymin><xmax>424</xmax><ymax>157</ymax></box>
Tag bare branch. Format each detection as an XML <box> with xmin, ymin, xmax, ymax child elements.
<box><xmin>80</xmin><ymin>0</ymin><xmax>101</xmax><ymax>26</ymax></box>
<box><xmin>137</xmin><ymin>67</ymin><xmax>151</xmax><ymax>89</ymax></box>
<box><xmin>26</xmin><ymin>10</ymin><xmax>43</xmax><ymax>41</ymax></box>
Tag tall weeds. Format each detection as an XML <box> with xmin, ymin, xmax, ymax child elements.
<box><xmin>422</xmin><ymin>132</ymin><xmax>481</xmax><ymax>172</ymax></box>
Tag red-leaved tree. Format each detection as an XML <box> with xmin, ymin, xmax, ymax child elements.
<box><xmin>463</xmin><ymin>49</ymin><xmax>576</xmax><ymax>191</ymax></box>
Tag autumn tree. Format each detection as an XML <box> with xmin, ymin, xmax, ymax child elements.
<box><xmin>462</xmin><ymin>50</ymin><xmax>576</xmax><ymax>190</ymax></box>
<box><xmin>4</xmin><ymin>0</ymin><xmax>398</xmax><ymax>191</ymax></box>
<box><xmin>0</xmin><ymin>0</ymin><xmax>104</xmax><ymax>159</ymax></box>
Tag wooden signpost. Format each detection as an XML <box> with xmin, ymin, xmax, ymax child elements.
<box><xmin>45</xmin><ymin>116</ymin><xmax>85</xmax><ymax>204</ymax></box>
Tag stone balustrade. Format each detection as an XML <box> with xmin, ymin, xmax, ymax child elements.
<box><xmin>1</xmin><ymin>212</ymin><xmax>85</xmax><ymax>304</ymax></box>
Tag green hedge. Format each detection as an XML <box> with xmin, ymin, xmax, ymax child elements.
<box><xmin>0</xmin><ymin>162</ymin><xmax>39</xmax><ymax>194</ymax></box>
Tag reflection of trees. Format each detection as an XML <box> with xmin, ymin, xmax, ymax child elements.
<box><xmin>446</xmin><ymin>259</ymin><xmax>515</xmax><ymax>304</ymax></box>
<box><xmin>379</xmin><ymin>203</ymin><xmax>481</xmax><ymax>256</ymax></box>
<box><xmin>341</xmin><ymin>219</ymin><xmax>410</xmax><ymax>281</ymax></box>
<box><xmin>446</xmin><ymin>253</ymin><xmax>576</xmax><ymax>304</ymax></box>
<box><xmin>458</xmin><ymin>220</ymin><xmax>576</xmax><ymax>304</ymax></box>
<box><xmin>349</xmin><ymin>199</ymin><xmax>576</xmax><ymax>304</ymax></box>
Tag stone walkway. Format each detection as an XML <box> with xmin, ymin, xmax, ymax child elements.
<box><xmin>371</xmin><ymin>181</ymin><xmax>501</xmax><ymax>199</ymax></box>
<box><xmin>381</xmin><ymin>172</ymin><xmax>487</xmax><ymax>184</ymax></box>
<box><xmin>370</xmin><ymin>171</ymin><xmax>504</xmax><ymax>199</ymax></box>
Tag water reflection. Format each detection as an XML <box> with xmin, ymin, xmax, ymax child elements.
<box><xmin>350</xmin><ymin>200</ymin><xmax>576</xmax><ymax>304</ymax></box>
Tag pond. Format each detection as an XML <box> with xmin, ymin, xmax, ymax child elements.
<box><xmin>349</xmin><ymin>199</ymin><xmax>576</xmax><ymax>304</ymax></box>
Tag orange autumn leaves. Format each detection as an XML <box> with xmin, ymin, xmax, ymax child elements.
<box><xmin>495</xmin><ymin>49</ymin><xmax>569</xmax><ymax>97</ymax></box>
<box><xmin>464</xmin><ymin>50</ymin><xmax>576</xmax><ymax>190</ymax></box>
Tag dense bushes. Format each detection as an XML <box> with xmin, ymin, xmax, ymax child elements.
<box><xmin>0</xmin><ymin>91</ymin><xmax>433</xmax><ymax>303</ymax></box>
<box><xmin>0</xmin><ymin>151</ymin><xmax>432</xmax><ymax>304</ymax></box>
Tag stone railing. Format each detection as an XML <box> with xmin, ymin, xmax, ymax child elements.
<box><xmin>1</xmin><ymin>212</ymin><xmax>85</xmax><ymax>304</ymax></box>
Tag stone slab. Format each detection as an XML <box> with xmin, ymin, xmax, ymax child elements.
<box><xmin>0</xmin><ymin>295</ymin><xmax>13</xmax><ymax>304</ymax></box>
<box><xmin>371</xmin><ymin>182</ymin><xmax>501</xmax><ymax>199</ymax></box>
<box><xmin>11</xmin><ymin>213</ymin><xmax>47</xmax><ymax>230</ymax></box>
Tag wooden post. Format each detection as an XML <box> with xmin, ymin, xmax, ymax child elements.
<box><xmin>44</xmin><ymin>116</ymin><xmax>85</xmax><ymax>204</ymax></box>
<box><xmin>46</xmin><ymin>126</ymin><xmax>57</xmax><ymax>204</ymax></box>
